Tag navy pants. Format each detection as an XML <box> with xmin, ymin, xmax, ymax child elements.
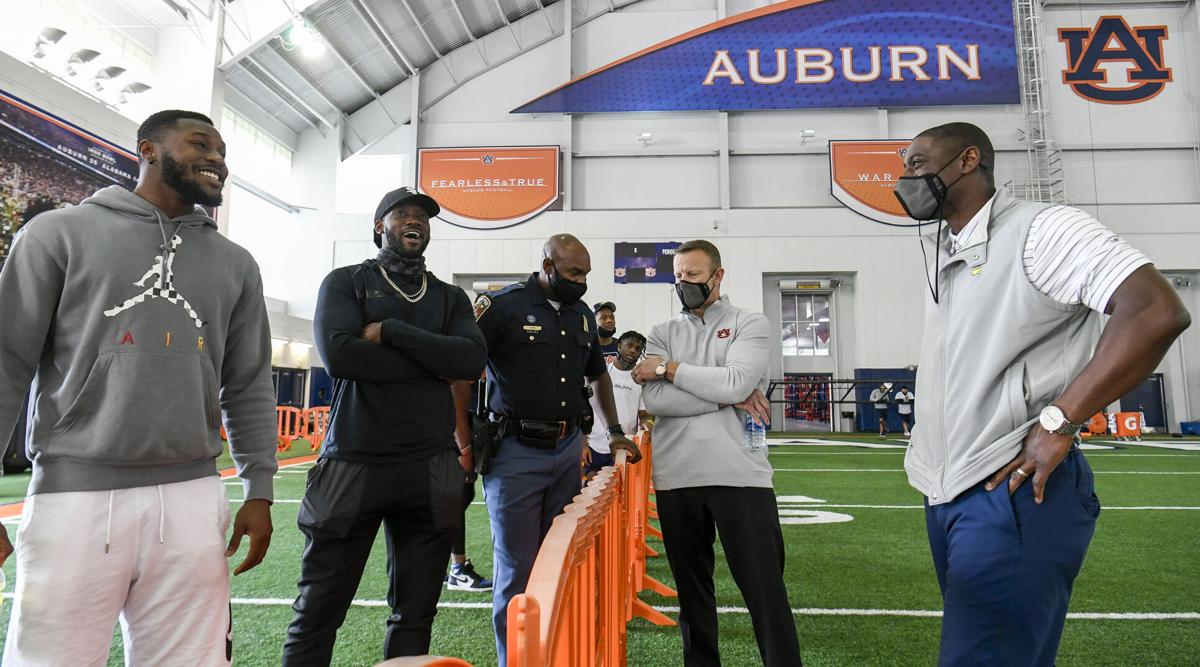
<box><xmin>483</xmin><ymin>429</ymin><xmax>583</xmax><ymax>665</ymax></box>
<box><xmin>925</xmin><ymin>447</ymin><xmax>1100</xmax><ymax>667</ymax></box>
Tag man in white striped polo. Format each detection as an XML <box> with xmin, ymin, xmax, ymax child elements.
<box><xmin>895</xmin><ymin>122</ymin><xmax>1190</xmax><ymax>666</ymax></box>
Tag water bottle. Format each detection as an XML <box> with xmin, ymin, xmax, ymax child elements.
<box><xmin>743</xmin><ymin>415</ymin><xmax>767</xmax><ymax>452</ymax></box>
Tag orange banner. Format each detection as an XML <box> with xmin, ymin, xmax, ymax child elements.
<box><xmin>418</xmin><ymin>146</ymin><xmax>560</xmax><ymax>229</ymax></box>
<box><xmin>829</xmin><ymin>140</ymin><xmax>912</xmax><ymax>226</ymax></box>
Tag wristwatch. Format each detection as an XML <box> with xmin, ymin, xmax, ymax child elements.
<box><xmin>607</xmin><ymin>425</ymin><xmax>625</xmax><ymax>437</ymax></box>
<box><xmin>654</xmin><ymin>362</ymin><xmax>667</xmax><ymax>378</ymax></box>
<box><xmin>1039</xmin><ymin>405</ymin><xmax>1085</xmax><ymax>436</ymax></box>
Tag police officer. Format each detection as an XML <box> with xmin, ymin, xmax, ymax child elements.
<box><xmin>455</xmin><ymin>234</ymin><xmax>641</xmax><ymax>665</ymax></box>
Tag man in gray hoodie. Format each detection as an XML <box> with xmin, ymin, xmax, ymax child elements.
<box><xmin>0</xmin><ymin>110</ymin><xmax>277</xmax><ymax>665</ymax></box>
<box><xmin>634</xmin><ymin>240</ymin><xmax>802</xmax><ymax>666</ymax></box>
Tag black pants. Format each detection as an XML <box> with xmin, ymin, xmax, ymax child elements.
<box><xmin>656</xmin><ymin>486</ymin><xmax>803</xmax><ymax>667</ymax></box>
<box><xmin>451</xmin><ymin>481</ymin><xmax>475</xmax><ymax>556</ymax></box>
<box><xmin>282</xmin><ymin>450</ymin><xmax>463</xmax><ymax>666</ymax></box>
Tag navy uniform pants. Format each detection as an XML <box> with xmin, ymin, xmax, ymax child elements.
<box><xmin>925</xmin><ymin>447</ymin><xmax>1100</xmax><ymax>666</ymax></box>
<box><xmin>483</xmin><ymin>429</ymin><xmax>583</xmax><ymax>665</ymax></box>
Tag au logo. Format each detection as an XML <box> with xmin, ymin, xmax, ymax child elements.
<box><xmin>1059</xmin><ymin>16</ymin><xmax>1171</xmax><ymax>105</ymax></box>
<box><xmin>481</xmin><ymin>154</ymin><xmax>494</xmax><ymax>165</ymax></box>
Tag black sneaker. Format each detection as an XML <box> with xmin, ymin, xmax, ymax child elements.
<box><xmin>445</xmin><ymin>560</ymin><xmax>493</xmax><ymax>592</ymax></box>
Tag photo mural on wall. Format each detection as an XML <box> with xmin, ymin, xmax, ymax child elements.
<box><xmin>0</xmin><ymin>89</ymin><xmax>137</xmax><ymax>265</ymax></box>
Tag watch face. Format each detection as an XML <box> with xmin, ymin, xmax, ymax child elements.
<box><xmin>655</xmin><ymin>363</ymin><xmax>666</xmax><ymax>376</ymax></box>
<box><xmin>1040</xmin><ymin>406</ymin><xmax>1065</xmax><ymax>431</ymax></box>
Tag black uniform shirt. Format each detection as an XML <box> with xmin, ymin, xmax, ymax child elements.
<box><xmin>473</xmin><ymin>273</ymin><xmax>605</xmax><ymax>422</ymax></box>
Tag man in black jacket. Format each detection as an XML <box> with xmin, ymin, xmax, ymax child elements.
<box><xmin>283</xmin><ymin>187</ymin><xmax>486</xmax><ymax>665</ymax></box>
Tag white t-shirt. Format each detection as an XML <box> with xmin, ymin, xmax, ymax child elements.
<box><xmin>894</xmin><ymin>391</ymin><xmax>915</xmax><ymax>415</ymax></box>
<box><xmin>948</xmin><ymin>197</ymin><xmax>1150</xmax><ymax>313</ymax></box>
<box><xmin>587</xmin><ymin>362</ymin><xmax>643</xmax><ymax>454</ymax></box>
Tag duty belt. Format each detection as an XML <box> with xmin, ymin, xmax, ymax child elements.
<box><xmin>497</xmin><ymin>415</ymin><xmax>582</xmax><ymax>442</ymax></box>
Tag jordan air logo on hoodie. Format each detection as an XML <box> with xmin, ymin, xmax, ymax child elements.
<box><xmin>104</xmin><ymin>234</ymin><xmax>204</xmax><ymax>328</ymax></box>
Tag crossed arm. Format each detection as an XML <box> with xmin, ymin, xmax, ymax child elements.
<box><xmin>316</xmin><ymin>271</ymin><xmax>484</xmax><ymax>383</ymax></box>
<box><xmin>638</xmin><ymin>315</ymin><xmax>772</xmax><ymax>420</ymax></box>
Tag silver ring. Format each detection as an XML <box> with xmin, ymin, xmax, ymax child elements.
<box><xmin>1014</xmin><ymin>468</ymin><xmax>1029</xmax><ymax>479</ymax></box>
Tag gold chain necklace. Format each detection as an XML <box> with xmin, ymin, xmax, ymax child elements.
<box><xmin>378</xmin><ymin>264</ymin><xmax>428</xmax><ymax>303</ymax></box>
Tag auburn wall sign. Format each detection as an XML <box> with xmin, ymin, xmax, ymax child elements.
<box><xmin>513</xmin><ymin>0</ymin><xmax>1019</xmax><ymax>113</ymax></box>
<box><xmin>828</xmin><ymin>140</ymin><xmax>912</xmax><ymax>226</ymax></box>
<box><xmin>417</xmin><ymin>146</ymin><xmax>561</xmax><ymax>230</ymax></box>
<box><xmin>1059</xmin><ymin>16</ymin><xmax>1172</xmax><ymax>105</ymax></box>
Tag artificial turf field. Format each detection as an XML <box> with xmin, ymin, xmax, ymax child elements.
<box><xmin>0</xmin><ymin>434</ymin><xmax>1197</xmax><ymax>666</ymax></box>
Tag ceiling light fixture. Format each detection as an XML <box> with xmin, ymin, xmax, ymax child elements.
<box><xmin>118</xmin><ymin>81</ymin><xmax>152</xmax><ymax>104</ymax></box>
<box><xmin>65</xmin><ymin>49</ymin><xmax>101</xmax><ymax>76</ymax></box>
<box><xmin>32</xmin><ymin>27</ymin><xmax>67</xmax><ymax>59</ymax></box>
<box><xmin>93</xmin><ymin>66</ymin><xmax>126</xmax><ymax>91</ymax></box>
<box><xmin>280</xmin><ymin>17</ymin><xmax>325</xmax><ymax>58</ymax></box>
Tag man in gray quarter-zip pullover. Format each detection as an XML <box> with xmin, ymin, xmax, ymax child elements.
<box><xmin>896</xmin><ymin>122</ymin><xmax>1190</xmax><ymax>666</ymax></box>
<box><xmin>634</xmin><ymin>240</ymin><xmax>803</xmax><ymax>666</ymax></box>
<box><xmin>0</xmin><ymin>110</ymin><xmax>277</xmax><ymax>666</ymax></box>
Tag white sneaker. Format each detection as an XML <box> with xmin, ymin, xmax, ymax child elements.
<box><xmin>904</xmin><ymin>431</ymin><xmax>911</xmax><ymax>437</ymax></box>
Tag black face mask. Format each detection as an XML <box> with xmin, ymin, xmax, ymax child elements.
<box><xmin>676</xmin><ymin>270</ymin><xmax>716</xmax><ymax>311</ymax></box>
<box><xmin>598</xmin><ymin>327</ymin><xmax>616</xmax><ymax>338</ymax></box>
<box><xmin>547</xmin><ymin>262</ymin><xmax>587</xmax><ymax>304</ymax></box>
<box><xmin>894</xmin><ymin>156</ymin><xmax>959</xmax><ymax>221</ymax></box>
<box><xmin>893</xmin><ymin>150</ymin><xmax>969</xmax><ymax>304</ymax></box>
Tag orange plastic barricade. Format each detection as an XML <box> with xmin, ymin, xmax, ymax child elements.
<box><xmin>375</xmin><ymin>657</ymin><xmax>472</xmax><ymax>667</ymax></box>
<box><xmin>508</xmin><ymin>464</ymin><xmax>628</xmax><ymax>667</ymax></box>
<box><xmin>623</xmin><ymin>434</ymin><xmax>676</xmax><ymax>627</ymax></box>
<box><xmin>276</xmin><ymin>406</ymin><xmax>302</xmax><ymax>452</ymax></box>
<box><xmin>507</xmin><ymin>432</ymin><xmax>680</xmax><ymax>666</ymax></box>
<box><xmin>303</xmin><ymin>407</ymin><xmax>331</xmax><ymax>451</ymax></box>
<box><xmin>1115</xmin><ymin>412</ymin><xmax>1142</xmax><ymax>438</ymax></box>
<box><xmin>640</xmin><ymin>439</ymin><xmax>663</xmax><ymax>555</ymax></box>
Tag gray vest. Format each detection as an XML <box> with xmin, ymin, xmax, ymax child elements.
<box><xmin>904</xmin><ymin>187</ymin><xmax>1101</xmax><ymax>505</ymax></box>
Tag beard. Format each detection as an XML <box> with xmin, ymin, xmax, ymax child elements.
<box><xmin>383</xmin><ymin>227</ymin><xmax>430</xmax><ymax>258</ymax></box>
<box><xmin>160</xmin><ymin>152</ymin><xmax>222</xmax><ymax>207</ymax></box>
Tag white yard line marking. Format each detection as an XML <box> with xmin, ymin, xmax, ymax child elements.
<box><xmin>773</xmin><ymin>469</ymin><xmax>1200</xmax><ymax>474</ymax></box>
<box><xmin>767</xmin><ymin>451</ymin><xmax>1195</xmax><ymax>457</ymax></box>
<box><xmin>225</xmin><ymin>598</ymin><xmax>1199</xmax><ymax>620</ymax></box>
<box><xmin>775</xmin><ymin>468</ymin><xmax>903</xmax><ymax>472</ymax></box>
<box><xmin>773</xmin><ymin>440</ymin><xmax>907</xmax><ymax>449</ymax></box>
<box><xmin>770</xmin><ymin>451</ymin><xmax>904</xmax><ymax>455</ymax></box>
<box><xmin>229</xmin><ymin>499</ymin><xmax>302</xmax><ymax>504</ymax></box>
<box><xmin>778</xmin><ymin>504</ymin><xmax>1200</xmax><ymax>511</ymax></box>
<box><xmin>1093</xmin><ymin>471</ymin><xmax>1200</xmax><ymax>475</ymax></box>
<box><xmin>776</xmin><ymin>495</ymin><xmax>827</xmax><ymax>503</ymax></box>
<box><xmin>1079</xmin><ymin>454</ymin><xmax>1200</xmax><ymax>458</ymax></box>
<box><xmin>1094</xmin><ymin>441</ymin><xmax>1200</xmax><ymax>452</ymax></box>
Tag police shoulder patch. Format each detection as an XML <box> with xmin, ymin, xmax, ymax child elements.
<box><xmin>473</xmin><ymin>295</ymin><xmax>492</xmax><ymax>321</ymax></box>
